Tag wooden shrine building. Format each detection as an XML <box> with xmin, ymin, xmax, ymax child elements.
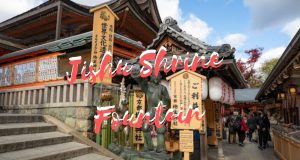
<box><xmin>256</xmin><ymin>29</ymin><xmax>300</xmax><ymax>160</ymax></box>
<box><xmin>0</xmin><ymin>1</ymin><xmax>248</xmax><ymax>159</ymax></box>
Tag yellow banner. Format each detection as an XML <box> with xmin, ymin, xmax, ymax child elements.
<box><xmin>90</xmin><ymin>5</ymin><xmax>118</xmax><ymax>84</ymax></box>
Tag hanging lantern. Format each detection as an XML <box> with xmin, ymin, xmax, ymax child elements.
<box><xmin>289</xmin><ymin>86</ymin><xmax>297</xmax><ymax>95</ymax></box>
<box><xmin>209</xmin><ymin>77</ymin><xmax>223</xmax><ymax>102</ymax></box>
<box><xmin>202</xmin><ymin>79</ymin><xmax>208</xmax><ymax>100</ymax></box>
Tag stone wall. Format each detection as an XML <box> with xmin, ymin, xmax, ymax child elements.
<box><xmin>0</xmin><ymin>80</ymin><xmax>101</xmax><ymax>141</ymax></box>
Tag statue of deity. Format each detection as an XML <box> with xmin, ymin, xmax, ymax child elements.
<box><xmin>131</xmin><ymin>64</ymin><xmax>170</xmax><ymax>153</ymax></box>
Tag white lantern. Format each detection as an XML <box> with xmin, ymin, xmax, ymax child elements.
<box><xmin>209</xmin><ymin>77</ymin><xmax>223</xmax><ymax>101</ymax></box>
<box><xmin>202</xmin><ymin>79</ymin><xmax>208</xmax><ymax>100</ymax></box>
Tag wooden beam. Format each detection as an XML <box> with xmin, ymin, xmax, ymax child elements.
<box><xmin>55</xmin><ymin>2</ymin><xmax>62</xmax><ymax>40</ymax></box>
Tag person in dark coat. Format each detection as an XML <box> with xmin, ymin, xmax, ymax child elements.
<box><xmin>237</xmin><ymin>115</ymin><xmax>248</xmax><ymax>146</ymax></box>
<box><xmin>226</xmin><ymin>112</ymin><xmax>236</xmax><ymax>144</ymax></box>
<box><xmin>257</xmin><ymin>113</ymin><xmax>270</xmax><ymax>149</ymax></box>
<box><xmin>247</xmin><ymin>114</ymin><xmax>256</xmax><ymax>142</ymax></box>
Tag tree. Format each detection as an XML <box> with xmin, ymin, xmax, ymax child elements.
<box><xmin>260</xmin><ymin>58</ymin><xmax>279</xmax><ymax>80</ymax></box>
<box><xmin>236</xmin><ymin>48</ymin><xmax>264</xmax><ymax>87</ymax></box>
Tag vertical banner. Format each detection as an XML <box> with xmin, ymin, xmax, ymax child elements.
<box><xmin>132</xmin><ymin>90</ymin><xmax>145</xmax><ymax>144</ymax></box>
<box><xmin>166</xmin><ymin>70</ymin><xmax>206</xmax><ymax>130</ymax></box>
<box><xmin>215</xmin><ymin>103</ymin><xmax>222</xmax><ymax>139</ymax></box>
<box><xmin>90</xmin><ymin>5</ymin><xmax>119</xmax><ymax>84</ymax></box>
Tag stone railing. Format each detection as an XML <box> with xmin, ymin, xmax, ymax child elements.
<box><xmin>0</xmin><ymin>80</ymin><xmax>94</xmax><ymax>110</ymax></box>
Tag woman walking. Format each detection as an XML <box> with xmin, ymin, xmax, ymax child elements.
<box><xmin>247</xmin><ymin>114</ymin><xmax>256</xmax><ymax>142</ymax></box>
<box><xmin>237</xmin><ymin>115</ymin><xmax>248</xmax><ymax>146</ymax></box>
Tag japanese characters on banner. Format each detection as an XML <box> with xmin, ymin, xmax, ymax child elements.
<box><xmin>166</xmin><ymin>70</ymin><xmax>206</xmax><ymax>130</ymax></box>
<box><xmin>215</xmin><ymin>103</ymin><xmax>222</xmax><ymax>138</ymax></box>
<box><xmin>38</xmin><ymin>57</ymin><xmax>57</xmax><ymax>81</ymax></box>
<box><xmin>0</xmin><ymin>66</ymin><xmax>12</xmax><ymax>86</ymax></box>
<box><xmin>90</xmin><ymin>5</ymin><xmax>118</xmax><ymax>84</ymax></box>
<box><xmin>133</xmin><ymin>90</ymin><xmax>145</xmax><ymax>144</ymax></box>
<box><xmin>14</xmin><ymin>61</ymin><xmax>36</xmax><ymax>84</ymax></box>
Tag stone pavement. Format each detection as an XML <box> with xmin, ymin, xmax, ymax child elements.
<box><xmin>208</xmin><ymin>140</ymin><xmax>279</xmax><ymax>160</ymax></box>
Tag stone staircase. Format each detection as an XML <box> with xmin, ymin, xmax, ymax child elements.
<box><xmin>0</xmin><ymin>114</ymin><xmax>113</xmax><ymax>160</ymax></box>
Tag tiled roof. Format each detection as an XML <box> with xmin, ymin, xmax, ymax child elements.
<box><xmin>0</xmin><ymin>31</ymin><xmax>145</xmax><ymax>61</ymax></box>
<box><xmin>235</xmin><ymin>88</ymin><xmax>260</xmax><ymax>102</ymax></box>
<box><xmin>147</xmin><ymin>17</ymin><xmax>236</xmax><ymax>59</ymax></box>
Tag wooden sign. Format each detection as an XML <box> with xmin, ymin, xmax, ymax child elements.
<box><xmin>132</xmin><ymin>90</ymin><xmax>145</xmax><ymax>144</ymax></box>
<box><xmin>166</xmin><ymin>70</ymin><xmax>206</xmax><ymax>130</ymax></box>
<box><xmin>90</xmin><ymin>5</ymin><xmax>119</xmax><ymax>84</ymax></box>
<box><xmin>0</xmin><ymin>66</ymin><xmax>12</xmax><ymax>86</ymax></box>
<box><xmin>14</xmin><ymin>61</ymin><xmax>36</xmax><ymax>84</ymax></box>
<box><xmin>215</xmin><ymin>103</ymin><xmax>222</xmax><ymax>139</ymax></box>
<box><xmin>38</xmin><ymin>56</ymin><xmax>57</xmax><ymax>81</ymax></box>
<box><xmin>179</xmin><ymin>130</ymin><xmax>194</xmax><ymax>152</ymax></box>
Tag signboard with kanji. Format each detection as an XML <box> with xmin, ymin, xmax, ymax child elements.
<box><xmin>215</xmin><ymin>103</ymin><xmax>222</xmax><ymax>139</ymax></box>
<box><xmin>166</xmin><ymin>70</ymin><xmax>206</xmax><ymax>130</ymax></box>
<box><xmin>90</xmin><ymin>5</ymin><xmax>118</xmax><ymax>84</ymax></box>
<box><xmin>179</xmin><ymin>130</ymin><xmax>194</xmax><ymax>152</ymax></box>
<box><xmin>133</xmin><ymin>90</ymin><xmax>145</xmax><ymax>144</ymax></box>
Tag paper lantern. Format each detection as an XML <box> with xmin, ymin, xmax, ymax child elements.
<box><xmin>202</xmin><ymin>79</ymin><xmax>208</xmax><ymax>100</ymax></box>
<box><xmin>209</xmin><ymin>77</ymin><xmax>223</xmax><ymax>101</ymax></box>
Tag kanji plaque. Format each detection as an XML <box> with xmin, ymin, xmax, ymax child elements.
<box><xmin>166</xmin><ymin>70</ymin><xmax>206</xmax><ymax>130</ymax></box>
<box><xmin>90</xmin><ymin>5</ymin><xmax>119</xmax><ymax>84</ymax></box>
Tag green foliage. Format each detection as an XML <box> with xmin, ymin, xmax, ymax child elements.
<box><xmin>260</xmin><ymin>58</ymin><xmax>279</xmax><ymax>79</ymax></box>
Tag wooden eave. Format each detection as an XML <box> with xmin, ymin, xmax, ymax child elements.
<box><xmin>0</xmin><ymin>0</ymin><xmax>91</xmax><ymax>31</ymax></box>
<box><xmin>110</xmin><ymin>0</ymin><xmax>159</xmax><ymax>33</ymax></box>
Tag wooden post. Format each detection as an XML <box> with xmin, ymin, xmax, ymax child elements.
<box><xmin>55</xmin><ymin>2</ymin><xmax>62</xmax><ymax>40</ymax></box>
<box><xmin>184</xmin><ymin>152</ymin><xmax>189</xmax><ymax>160</ymax></box>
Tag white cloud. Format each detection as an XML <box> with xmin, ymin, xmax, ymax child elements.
<box><xmin>72</xmin><ymin>0</ymin><xmax>109</xmax><ymax>6</ymax></box>
<box><xmin>244</xmin><ymin>0</ymin><xmax>300</xmax><ymax>29</ymax></box>
<box><xmin>157</xmin><ymin>0</ymin><xmax>212</xmax><ymax>40</ymax></box>
<box><xmin>0</xmin><ymin>0</ymin><xmax>44</xmax><ymax>22</ymax></box>
<box><xmin>181</xmin><ymin>14</ymin><xmax>213</xmax><ymax>41</ymax></box>
<box><xmin>281</xmin><ymin>18</ymin><xmax>300</xmax><ymax>38</ymax></box>
<box><xmin>255</xmin><ymin>46</ymin><xmax>285</xmax><ymax>69</ymax></box>
<box><xmin>156</xmin><ymin>0</ymin><xmax>182</xmax><ymax>22</ymax></box>
<box><xmin>216</xmin><ymin>33</ymin><xmax>247</xmax><ymax>48</ymax></box>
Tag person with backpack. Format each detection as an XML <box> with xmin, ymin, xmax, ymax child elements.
<box><xmin>257</xmin><ymin>112</ymin><xmax>270</xmax><ymax>150</ymax></box>
<box><xmin>226</xmin><ymin>112</ymin><xmax>237</xmax><ymax>144</ymax></box>
<box><xmin>247</xmin><ymin>113</ymin><xmax>256</xmax><ymax>142</ymax></box>
<box><xmin>236</xmin><ymin>115</ymin><xmax>248</xmax><ymax>146</ymax></box>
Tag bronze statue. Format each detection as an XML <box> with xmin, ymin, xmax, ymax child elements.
<box><xmin>131</xmin><ymin>64</ymin><xmax>170</xmax><ymax>153</ymax></box>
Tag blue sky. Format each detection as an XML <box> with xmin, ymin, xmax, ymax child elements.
<box><xmin>155</xmin><ymin>0</ymin><xmax>300</xmax><ymax>68</ymax></box>
<box><xmin>0</xmin><ymin>0</ymin><xmax>299</xmax><ymax>68</ymax></box>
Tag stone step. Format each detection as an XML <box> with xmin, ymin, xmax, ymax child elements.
<box><xmin>0</xmin><ymin>131</ymin><xmax>73</xmax><ymax>153</ymax></box>
<box><xmin>0</xmin><ymin>122</ymin><xmax>57</xmax><ymax>136</ymax></box>
<box><xmin>0</xmin><ymin>142</ymin><xmax>91</xmax><ymax>160</ymax></box>
<box><xmin>68</xmin><ymin>153</ymin><xmax>113</xmax><ymax>160</ymax></box>
<box><xmin>0</xmin><ymin>114</ymin><xmax>43</xmax><ymax>124</ymax></box>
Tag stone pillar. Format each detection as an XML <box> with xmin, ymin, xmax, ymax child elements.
<box><xmin>38</xmin><ymin>89</ymin><xmax>43</xmax><ymax>104</ymax></box>
<box><xmin>76</xmin><ymin>83</ymin><xmax>82</xmax><ymax>102</ymax></box>
<box><xmin>217</xmin><ymin>138</ymin><xmax>225</xmax><ymax>160</ymax></box>
<box><xmin>200</xmin><ymin>133</ymin><xmax>208</xmax><ymax>160</ymax></box>
<box><xmin>63</xmin><ymin>85</ymin><xmax>68</xmax><ymax>103</ymax></box>
<box><xmin>70</xmin><ymin>85</ymin><xmax>74</xmax><ymax>102</ymax></box>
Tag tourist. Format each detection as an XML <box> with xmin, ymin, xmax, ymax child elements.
<box><xmin>226</xmin><ymin>112</ymin><xmax>237</xmax><ymax>144</ymax></box>
<box><xmin>257</xmin><ymin>112</ymin><xmax>271</xmax><ymax>150</ymax></box>
<box><xmin>237</xmin><ymin>115</ymin><xmax>248</xmax><ymax>146</ymax></box>
<box><xmin>247</xmin><ymin>113</ymin><xmax>256</xmax><ymax>142</ymax></box>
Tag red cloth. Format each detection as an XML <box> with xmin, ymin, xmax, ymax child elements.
<box><xmin>240</xmin><ymin>119</ymin><xmax>248</xmax><ymax>132</ymax></box>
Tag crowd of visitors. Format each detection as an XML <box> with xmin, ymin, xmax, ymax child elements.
<box><xmin>224</xmin><ymin>111</ymin><xmax>271</xmax><ymax>150</ymax></box>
